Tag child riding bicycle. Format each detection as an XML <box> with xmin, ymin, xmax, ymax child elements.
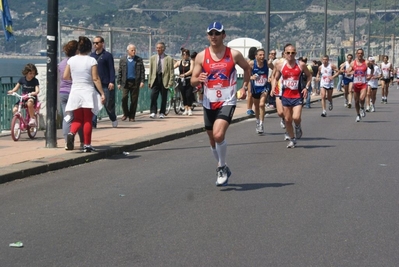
<box><xmin>7</xmin><ymin>63</ymin><xmax>40</xmax><ymax>126</ymax></box>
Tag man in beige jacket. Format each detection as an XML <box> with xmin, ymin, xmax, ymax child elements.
<box><xmin>148</xmin><ymin>41</ymin><xmax>175</xmax><ymax>119</ymax></box>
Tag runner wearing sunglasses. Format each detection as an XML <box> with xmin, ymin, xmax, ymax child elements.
<box><xmin>191</xmin><ymin>22</ymin><xmax>251</xmax><ymax>186</ymax></box>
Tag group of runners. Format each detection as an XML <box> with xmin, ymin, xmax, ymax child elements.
<box><xmin>192</xmin><ymin>21</ymin><xmax>397</xmax><ymax>187</ymax></box>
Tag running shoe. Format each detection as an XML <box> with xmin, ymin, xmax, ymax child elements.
<box><xmin>256</xmin><ymin>123</ymin><xmax>264</xmax><ymax>134</ymax></box>
<box><xmin>66</xmin><ymin>133</ymin><xmax>75</xmax><ymax>150</ymax></box>
<box><xmin>321</xmin><ymin>110</ymin><xmax>327</xmax><ymax>117</ymax></box>
<box><xmin>246</xmin><ymin>110</ymin><xmax>255</xmax><ymax>116</ymax></box>
<box><xmin>385</xmin><ymin>99</ymin><xmax>388</xmax><ymax>104</ymax></box>
<box><xmin>356</xmin><ymin>115</ymin><xmax>361</xmax><ymax>122</ymax></box>
<box><xmin>284</xmin><ymin>132</ymin><xmax>290</xmax><ymax>141</ymax></box>
<box><xmin>328</xmin><ymin>101</ymin><xmax>333</xmax><ymax>111</ymax></box>
<box><xmin>188</xmin><ymin>110</ymin><xmax>193</xmax><ymax>116</ymax></box>
<box><xmin>381</xmin><ymin>98</ymin><xmax>384</xmax><ymax>104</ymax></box>
<box><xmin>366</xmin><ymin>106</ymin><xmax>370</xmax><ymax>112</ymax></box>
<box><xmin>280</xmin><ymin>118</ymin><xmax>286</xmax><ymax>129</ymax></box>
<box><xmin>344</xmin><ymin>100</ymin><xmax>348</xmax><ymax>107</ymax></box>
<box><xmin>216</xmin><ymin>165</ymin><xmax>231</xmax><ymax>186</ymax></box>
<box><xmin>360</xmin><ymin>108</ymin><xmax>366</xmax><ymax>118</ymax></box>
<box><xmin>287</xmin><ymin>138</ymin><xmax>297</xmax><ymax>148</ymax></box>
<box><xmin>295</xmin><ymin>125</ymin><xmax>303</xmax><ymax>139</ymax></box>
<box><xmin>370</xmin><ymin>104</ymin><xmax>375</xmax><ymax>112</ymax></box>
<box><xmin>347</xmin><ymin>103</ymin><xmax>352</xmax><ymax>108</ymax></box>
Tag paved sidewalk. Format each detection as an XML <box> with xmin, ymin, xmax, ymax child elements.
<box><xmin>0</xmin><ymin>92</ymin><xmax>343</xmax><ymax>183</ymax></box>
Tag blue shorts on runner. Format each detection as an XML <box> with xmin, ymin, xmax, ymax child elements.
<box><xmin>281</xmin><ymin>97</ymin><xmax>303</xmax><ymax>107</ymax></box>
<box><xmin>343</xmin><ymin>77</ymin><xmax>353</xmax><ymax>85</ymax></box>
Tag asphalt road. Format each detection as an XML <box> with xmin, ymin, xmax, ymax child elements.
<box><xmin>1</xmin><ymin>89</ymin><xmax>399</xmax><ymax>267</ymax></box>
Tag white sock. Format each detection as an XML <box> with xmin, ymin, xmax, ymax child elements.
<box><xmin>216</xmin><ymin>140</ymin><xmax>227</xmax><ymax>167</ymax></box>
<box><xmin>256</xmin><ymin>119</ymin><xmax>260</xmax><ymax>124</ymax></box>
<box><xmin>259</xmin><ymin>120</ymin><xmax>263</xmax><ymax>125</ymax></box>
<box><xmin>210</xmin><ymin>146</ymin><xmax>219</xmax><ymax>163</ymax></box>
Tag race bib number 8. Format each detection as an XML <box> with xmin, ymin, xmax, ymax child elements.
<box><xmin>207</xmin><ymin>88</ymin><xmax>232</xmax><ymax>102</ymax></box>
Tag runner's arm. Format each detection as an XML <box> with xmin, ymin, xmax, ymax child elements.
<box><xmin>190</xmin><ymin>51</ymin><xmax>205</xmax><ymax>88</ymax></box>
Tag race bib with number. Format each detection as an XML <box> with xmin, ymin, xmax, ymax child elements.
<box><xmin>254</xmin><ymin>75</ymin><xmax>267</xmax><ymax>87</ymax></box>
<box><xmin>207</xmin><ymin>87</ymin><xmax>233</xmax><ymax>102</ymax></box>
<box><xmin>353</xmin><ymin>76</ymin><xmax>366</xmax><ymax>84</ymax></box>
<box><xmin>282</xmin><ymin>79</ymin><xmax>299</xmax><ymax>90</ymax></box>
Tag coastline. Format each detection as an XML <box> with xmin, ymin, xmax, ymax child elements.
<box><xmin>0</xmin><ymin>54</ymin><xmax>47</xmax><ymax>60</ymax></box>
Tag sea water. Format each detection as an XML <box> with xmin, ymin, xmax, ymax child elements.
<box><xmin>0</xmin><ymin>58</ymin><xmax>47</xmax><ymax>77</ymax></box>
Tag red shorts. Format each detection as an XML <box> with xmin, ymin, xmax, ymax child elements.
<box><xmin>353</xmin><ymin>83</ymin><xmax>367</xmax><ymax>93</ymax></box>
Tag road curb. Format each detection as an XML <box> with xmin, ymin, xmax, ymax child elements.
<box><xmin>0</xmin><ymin>92</ymin><xmax>343</xmax><ymax>184</ymax></box>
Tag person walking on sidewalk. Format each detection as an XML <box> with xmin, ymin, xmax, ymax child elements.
<box><xmin>174</xmin><ymin>48</ymin><xmax>195</xmax><ymax>116</ymax></box>
<box><xmin>117</xmin><ymin>44</ymin><xmax>145</xmax><ymax>122</ymax></box>
<box><xmin>317</xmin><ymin>55</ymin><xmax>339</xmax><ymax>117</ymax></box>
<box><xmin>90</xmin><ymin>36</ymin><xmax>117</xmax><ymax>128</ymax></box>
<box><xmin>272</xmin><ymin>43</ymin><xmax>311</xmax><ymax>148</ymax></box>
<box><xmin>148</xmin><ymin>41</ymin><xmax>175</xmax><ymax>119</ymax></box>
<box><xmin>191</xmin><ymin>21</ymin><xmax>251</xmax><ymax>186</ymax></box>
<box><xmin>58</xmin><ymin>40</ymin><xmax>83</xmax><ymax>149</ymax></box>
<box><xmin>64</xmin><ymin>36</ymin><xmax>105</xmax><ymax>152</ymax></box>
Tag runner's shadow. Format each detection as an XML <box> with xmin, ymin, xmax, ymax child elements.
<box><xmin>220</xmin><ymin>182</ymin><xmax>294</xmax><ymax>191</ymax></box>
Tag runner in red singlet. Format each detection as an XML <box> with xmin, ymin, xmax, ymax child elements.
<box><xmin>272</xmin><ymin>44</ymin><xmax>311</xmax><ymax>148</ymax></box>
<box><xmin>346</xmin><ymin>48</ymin><xmax>372</xmax><ymax>122</ymax></box>
<box><xmin>191</xmin><ymin>22</ymin><xmax>251</xmax><ymax>186</ymax></box>
<box><xmin>270</xmin><ymin>51</ymin><xmax>289</xmax><ymax>140</ymax></box>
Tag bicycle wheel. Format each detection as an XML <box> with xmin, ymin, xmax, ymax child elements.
<box><xmin>11</xmin><ymin>116</ymin><xmax>22</xmax><ymax>141</ymax></box>
<box><xmin>27</xmin><ymin>114</ymin><xmax>38</xmax><ymax>139</ymax></box>
<box><xmin>174</xmin><ymin>90</ymin><xmax>183</xmax><ymax>114</ymax></box>
<box><xmin>165</xmin><ymin>91</ymin><xmax>172</xmax><ymax>116</ymax></box>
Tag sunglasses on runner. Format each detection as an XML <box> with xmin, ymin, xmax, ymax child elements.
<box><xmin>286</xmin><ymin>51</ymin><xmax>296</xmax><ymax>55</ymax></box>
<box><xmin>207</xmin><ymin>31</ymin><xmax>222</xmax><ymax>36</ymax></box>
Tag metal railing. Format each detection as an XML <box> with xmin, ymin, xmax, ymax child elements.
<box><xmin>1</xmin><ymin>75</ymin><xmax>245</xmax><ymax>132</ymax></box>
<box><xmin>0</xmin><ymin>76</ymin><xmax>154</xmax><ymax>132</ymax></box>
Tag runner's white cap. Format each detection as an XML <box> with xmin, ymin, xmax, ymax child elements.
<box><xmin>207</xmin><ymin>22</ymin><xmax>224</xmax><ymax>33</ymax></box>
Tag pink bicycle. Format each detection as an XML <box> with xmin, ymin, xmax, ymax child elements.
<box><xmin>9</xmin><ymin>92</ymin><xmax>41</xmax><ymax>141</ymax></box>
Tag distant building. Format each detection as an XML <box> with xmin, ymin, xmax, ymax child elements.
<box><xmin>227</xmin><ymin>37</ymin><xmax>262</xmax><ymax>75</ymax></box>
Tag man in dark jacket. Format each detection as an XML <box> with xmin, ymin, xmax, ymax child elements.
<box><xmin>117</xmin><ymin>44</ymin><xmax>145</xmax><ymax>121</ymax></box>
<box><xmin>90</xmin><ymin>36</ymin><xmax>117</xmax><ymax>127</ymax></box>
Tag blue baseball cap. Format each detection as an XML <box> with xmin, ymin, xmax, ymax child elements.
<box><xmin>207</xmin><ymin>22</ymin><xmax>224</xmax><ymax>33</ymax></box>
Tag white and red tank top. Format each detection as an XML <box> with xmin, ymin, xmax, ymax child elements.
<box><xmin>381</xmin><ymin>62</ymin><xmax>391</xmax><ymax>79</ymax></box>
<box><xmin>281</xmin><ymin>60</ymin><xmax>302</xmax><ymax>98</ymax></box>
<box><xmin>320</xmin><ymin>63</ymin><xmax>334</xmax><ymax>88</ymax></box>
<box><xmin>202</xmin><ymin>47</ymin><xmax>237</xmax><ymax>110</ymax></box>
<box><xmin>352</xmin><ymin>60</ymin><xmax>368</xmax><ymax>86</ymax></box>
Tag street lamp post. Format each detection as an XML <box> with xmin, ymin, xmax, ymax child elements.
<box><xmin>265</xmin><ymin>0</ymin><xmax>270</xmax><ymax>54</ymax></box>
<box><xmin>323</xmin><ymin>0</ymin><xmax>327</xmax><ymax>56</ymax></box>
<box><xmin>353</xmin><ymin>0</ymin><xmax>356</xmax><ymax>55</ymax></box>
<box><xmin>383</xmin><ymin>0</ymin><xmax>387</xmax><ymax>56</ymax></box>
<box><xmin>367</xmin><ymin>0</ymin><xmax>371</xmax><ymax>56</ymax></box>
<box><xmin>46</xmin><ymin>0</ymin><xmax>58</xmax><ymax>148</ymax></box>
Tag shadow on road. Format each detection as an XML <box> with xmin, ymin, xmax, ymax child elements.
<box><xmin>220</xmin><ymin>182</ymin><xmax>294</xmax><ymax>192</ymax></box>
